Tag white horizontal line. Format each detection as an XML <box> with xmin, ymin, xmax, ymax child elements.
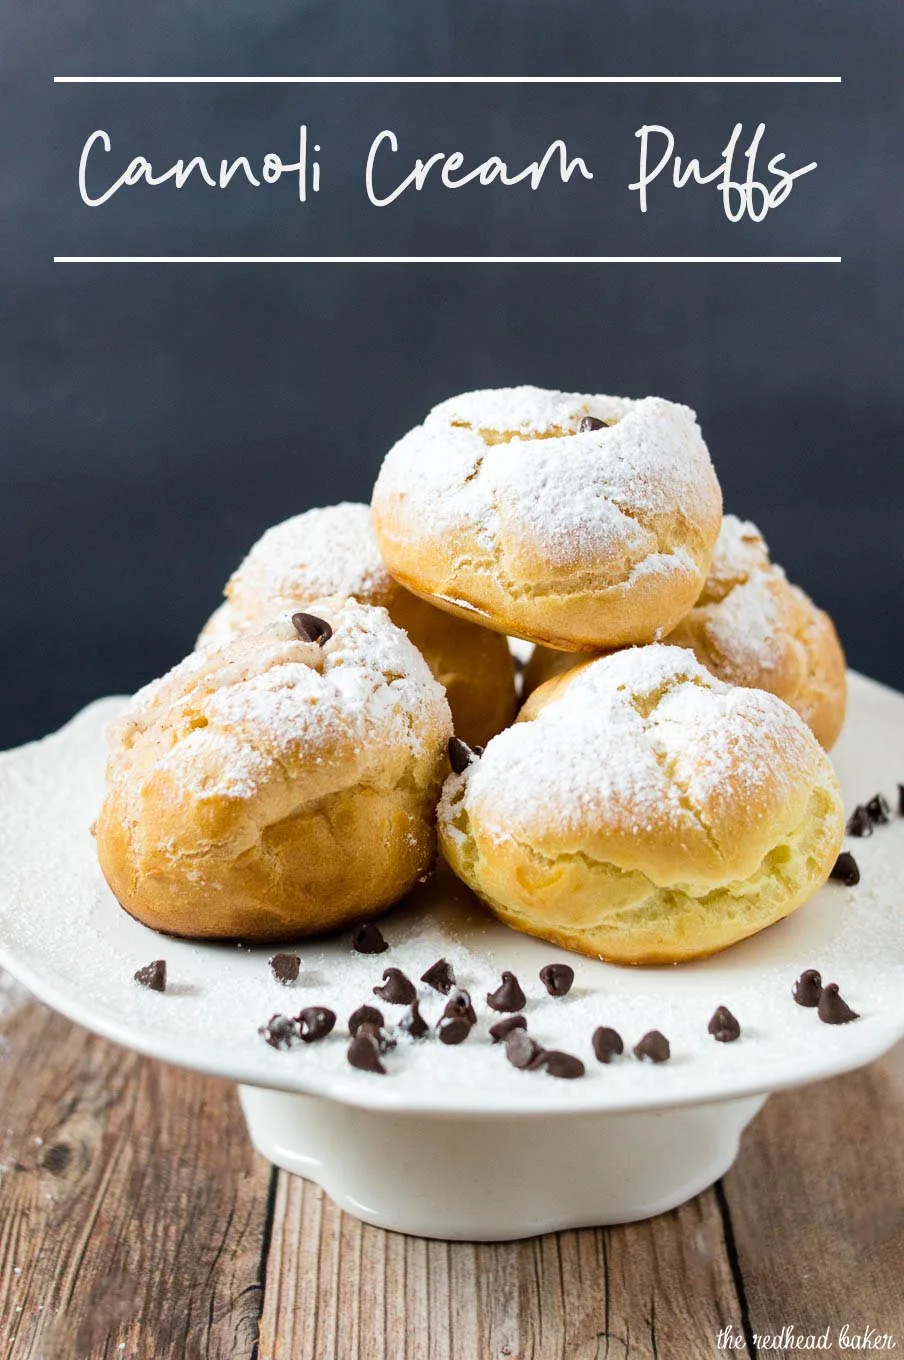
<box><xmin>54</xmin><ymin>256</ymin><xmax>843</xmax><ymax>265</ymax></box>
<box><xmin>52</xmin><ymin>75</ymin><xmax>842</xmax><ymax>85</ymax></box>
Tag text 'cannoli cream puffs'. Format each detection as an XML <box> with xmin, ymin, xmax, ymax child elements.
<box><xmin>198</xmin><ymin>501</ymin><xmax>515</xmax><ymax>749</ymax></box>
<box><xmin>438</xmin><ymin>646</ymin><xmax>844</xmax><ymax>965</ymax></box>
<box><xmin>97</xmin><ymin>597</ymin><xmax>453</xmax><ymax>941</ymax></box>
<box><xmin>371</xmin><ymin>387</ymin><xmax>723</xmax><ymax>650</ymax></box>
<box><xmin>522</xmin><ymin>515</ymin><xmax>847</xmax><ymax>749</ymax></box>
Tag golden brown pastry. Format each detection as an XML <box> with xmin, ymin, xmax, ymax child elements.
<box><xmin>522</xmin><ymin>515</ymin><xmax>847</xmax><ymax>749</ymax></box>
<box><xmin>97</xmin><ymin>597</ymin><xmax>453</xmax><ymax>940</ymax></box>
<box><xmin>199</xmin><ymin>502</ymin><xmax>515</xmax><ymax>749</ymax></box>
<box><xmin>371</xmin><ymin>387</ymin><xmax>722</xmax><ymax>650</ymax></box>
<box><xmin>439</xmin><ymin>646</ymin><xmax>844</xmax><ymax>965</ymax></box>
<box><xmin>664</xmin><ymin>515</ymin><xmax>846</xmax><ymax>749</ymax></box>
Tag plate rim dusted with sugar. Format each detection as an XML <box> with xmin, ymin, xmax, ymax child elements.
<box><xmin>1</xmin><ymin>672</ymin><xmax>903</xmax><ymax>1120</ymax></box>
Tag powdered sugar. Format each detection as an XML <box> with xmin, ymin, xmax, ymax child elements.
<box><xmin>444</xmin><ymin>646</ymin><xmax>823</xmax><ymax>850</ymax></box>
<box><xmin>0</xmin><ymin>682</ymin><xmax>902</xmax><ymax>1117</ymax></box>
<box><xmin>372</xmin><ymin>389</ymin><xmax>720</xmax><ymax>576</ymax></box>
<box><xmin>217</xmin><ymin>503</ymin><xmax>393</xmax><ymax>636</ymax></box>
<box><xmin>110</xmin><ymin>597</ymin><xmax>451</xmax><ymax>803</ymax></box>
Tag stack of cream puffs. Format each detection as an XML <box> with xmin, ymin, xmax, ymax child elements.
<box><xmin>97</xmin><ymin>386</ymin><xmax>846</xmax><ymax>963</ymax></box>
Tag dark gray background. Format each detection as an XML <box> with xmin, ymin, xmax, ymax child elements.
<box><xmin>2</xmin><ymin>2</ymin><xmax>902</xmax><ymax>747</ymax></box>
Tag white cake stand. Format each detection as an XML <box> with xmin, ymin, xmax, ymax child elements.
<box><xmin>1</xmin><ymin>674</ymin><xmax>902</xmax><ymax>1241</ymax></box>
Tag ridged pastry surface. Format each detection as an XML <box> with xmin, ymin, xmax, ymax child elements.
<box><xmin>97</xmin><ymin>596</ymin><xmax>453</xmax><ymax>940</ymax></box>
<box><xmin>439</xmin><ymin>645</ymin><xmax>844</xmax><ymax>964</ymax></box>
<box><xmin>371</xmin><ymin>387</ymin><xmax>723</xmax><ymax>649</ymax></box>
<box><xmin>198</xmin><ymin>502</ymin><xmax>515</xmax><ymax>748</ymax></box>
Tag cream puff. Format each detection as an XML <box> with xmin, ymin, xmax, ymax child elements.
<box><xmin>371</xmin><ymin>387</ymin><xmax>722</xmax><ymax>650</ymax></box>
<box><xmin>439</xmin><ymin>645</ymin><xmax>844</xmax><ymax>965</ymax></box>
<box><xmin>97</xmin><ymin>597</ymin><xmax>452</xmax><ymax>940</ymax></box>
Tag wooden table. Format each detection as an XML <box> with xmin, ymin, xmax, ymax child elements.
<box><xmin>1</xmin><ymin>1001</ymin><xmax>901</xmax><ymax>1359</ymax></box>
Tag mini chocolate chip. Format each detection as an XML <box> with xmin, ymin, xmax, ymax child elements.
<box><xmin>846</xmin><ymin>805</ymin><xmax>873</xmax><ymax>838</ymax></box>
<box><xmin>487</xmin><ymin>971</ymin><xmax>526</xmax><ymax>1013</ymax></box>
<box><xmin>592</xmin><ymin>1026</ymin><xmax>624</xmax><ymax>1063</ymax></box>
<box><xmin>134</xmin><ymin>960</ymin><xmax>166</xmax><ymax>992</ymax></box>
<box><xmin>489</xmin><ymin>1014</ymin><xmax>527</xmax><ymax>1043</ymax></box>
<box><xmin>352</xmin><ymin>922</ymin><xmax>388</xmax><ymax>954</ymax></box>
<box><xmin>448</xmin><ymin>736</ymin><xmax>482</xmax><ymax>775</ymax></box>
<box><xmin>269</xmin><ymin>952</ymin><xmax>300</xmax><ymax>985</ymax></box>
<box><xmin>504</xmin><ymin>1029</ymin><xmax>544</xmax><ymax>1070</ymax></box>
<box><xmin>634</xmin><ymin>1030</ymin><xmax>670</xmax><ymax>1063</ymax></box>
<box><xmin>542</xmin><ymin>1050</ymin><xmax>585</xmax><ymax>1079</ymax></box>
<box><xmin>817</xmin><ymin>982</ymin><xmax>859</xmax><ymax>1025</ymax></box>
<box><xmin>347</xmin><ymin>1033</ymin><xmax>386</xmax><ymax>1073</ymax></box>
<box><xmin>357</xmin><ymin>1021</ymin><xmax>397</xmax><ymax>1053</ymax></box>
<box><xmin>297</xmin><ymin>1007</ymin><xmax>336</xmax><ymax>1043</ymax></box>
<box><xmin>830</xmin><ymin>851</ymin><xmax>861</xmax><ymax>886</ymax></box>
<box><xmin>259</xmin><ymin>1014</ymin><xmax>297</xmax><ymax>1049</ymax></box>
<box><xmin>373</xmin><ymin>967</ymin><xmax>417</xmax><ymax>1005</ymax></box>
<box><xmin>437</xmin><ymin>1015</ymin><xmax>472</xmax><ymax>1045</ymax></box>
<box><xmin>399</xmin><ymin>1001</ymin><xmax>429</xmax><ymax>1040</ymax></box>
<box><xmin>793</xmin><ymin>969</ymin><xmax>823</xmax><ymax>1008</ymax></box>
<box><xmin>291</xmin><ymin>612</ymin><xmax>333</xmax><ymax>646</ymax></box>
<box><xmin>867</xmin><ymin>793</ymin><xmax>890</xmax><ymax>824</ymax></box>
<box><xmin>578</xmin><ymin>415</ymin><xmax>608</xmax><ymax>432</ymax></box>
<box><xmin>421</xmin><ymin>957</ymin><xmax>456</xmax><ymax>994</ymax></box>
<box><xmin>348</xmin><ymin>1004</ymin><xmax>385</xmax><ymax>1036</ymax></box>
<box><xmin>443</xmin><ymin>989</ymin><xmax>477</xmax><ymax>1026</ymax></box>
<box><xmin>539</xmin><ymin>963</ymin><xmax>574</xmax><ymax>997</ymax></box>
<box><xmin>708</xmin><ymin>1006</ymin><xmax>741</xmax><ymax>1043</ymax></box>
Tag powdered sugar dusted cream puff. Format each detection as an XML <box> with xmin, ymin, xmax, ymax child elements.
<box><xmin>439</xmin><ymin>646</ymin><xmax>844</xmax><ymax>965</ymax></box>
<box><xmin>522</xmin><ymin>516</ymin><xmax>847</xmax><ymax>749</ymax></box>
<box><xmin>371</xmin><ymin>387</ymin><xmax>722</xmax><ymax>650</ymax></box>
<box><xmin>97</xmin><ymin>597</ymin><xmax>453</xmax><ymax>940</ymax></box>
<box><xmin>665</xmin><ymin>515</ymin><xmax>846</xmax><ymax>749</ymax></box>
<box><xmin>198</xmin><ymin>502</ymin><xmax>515</xmax><ymax>749</ymax></box>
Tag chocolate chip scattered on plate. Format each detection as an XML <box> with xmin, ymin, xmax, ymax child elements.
<box><xmin>866</xmin><ymin>793</ymin><xmax>890</xmax><ymax>825</ymax></box>
<box><xmin>347</xmin><ymin>1032</ymin><xmax>386</xmax><ymax>1074</ymax></box>
<box><xmin>373</xmin><ymin>967</ymin><xmax>417</xmax><ymax>1005</ymax></box>
<box><xmin>487</xmin><ymin>971</ymin><xmax>526</xmax><ymax>1012</ymax></box>
<box><xmin>541</xmin><ymin>1050</ymin><xmax>585</xmax><ymax>1079</ymax></box>
<box><xmin>708</xmin><ymin>1006</ymin><xmax>741</xmax><ymax>1043</ymax></box>
<box><xmin>134</xmin><ymin>960</ymin><xmax>166</xmax><ymax>992</ymax></box>
<box><xmin>269</xmin><ymin>952</ymin><xmax>300</xmax><ymax>985</ymax></box>
<box><xmin>297</xmin><ymin>1007</ymin><xmax>336</xmax><ymax>1043</ymax></box>
<box><xmin>348</xmin><ymin>1004</ymin><xmax>384</xmax><ymax>1037</ymax></box>
<box><xmin>817</xmin><ymin>983</ymin><xmax>859</xmax><ymax>1025</ymax></box>
<box><xmin>792</xmin><ymin>969</ymin><xmax>822</xmax><ymax>1008</ymax></box>
<box><xmin>443</xmin><ymin>989</ymin><xmax>477</xmax><ymax>1026</ymax></box>
<box><xmin>504</xmin><ymin>1029</ymin><xmax>544</xmax><ymax>1070</ymax></box>
<box><xmin>539</xmin><ymin>963</ymin><xmax>574</xmax><ymax>997</ymax></box>
<box><xmin>399</xmin><ymin>1001</ymin><xmax>429</xmax><ymax>1040</ymax></box>
<box><xmin>420</xmin><ymin>958</ymin><xmax>455</xmax><ymax>994</ymax></box>
<box><xmin>829</xmin><ymin>851</ymin><xmax>860</xmax><ymax>886</ymax></box>
<box><xmin>291</xmin><ymin>612</ymin><xmax>333</xmax><ymax>646</ymax></box>
<box><xmin>489</xmin><ymin>1014</ymin><xmax>527</xmax><ymax>1043</ymax></box>
<box><xmin>846</xmin><ymin>805</ymin><xmax>873</xmax><ymax>838</ymax></box>
<box><xmin>634</xmin><ymin>1031</ymin><xmax>670</xmax><ymax>1063</ymax></box>
<box><xmin>437</xmin><ymin>1015</ymin><xmax>472</xmax><ymax>1045</ymax></box>
<box><xmin>259</xmin><ymin>1014</ymin><xmax>296</xmax><ymax>1050</ymax></box>
<box><xmin>592</xmin><ymin>1027</ymin><xmax>624</xmax><ymax>1064</ymax></box>
<box><xmin>352</xmin><ymin>923</ymin><xmax>388</xmax><ymax>955</ymax></box>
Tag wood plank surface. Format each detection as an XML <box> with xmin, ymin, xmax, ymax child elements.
<box><xmin>0</xmin><ymin>1002</ymin><xmax>274</xmax><ymax>1360</ymax></box>
<box><xmin>722</xmin><ymin>1041</ymin><xmax>904</xmax><ymax>1358</ymax></box>
<box><xmin>1</xmin><ymin>997</ymin><xmax>902</xmax><ymax>1360</ymax></box>
<box><xmin>258</xmin><ymin>1160</ymin><xmax>751</xmax><ymax>1359</ymax></box>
